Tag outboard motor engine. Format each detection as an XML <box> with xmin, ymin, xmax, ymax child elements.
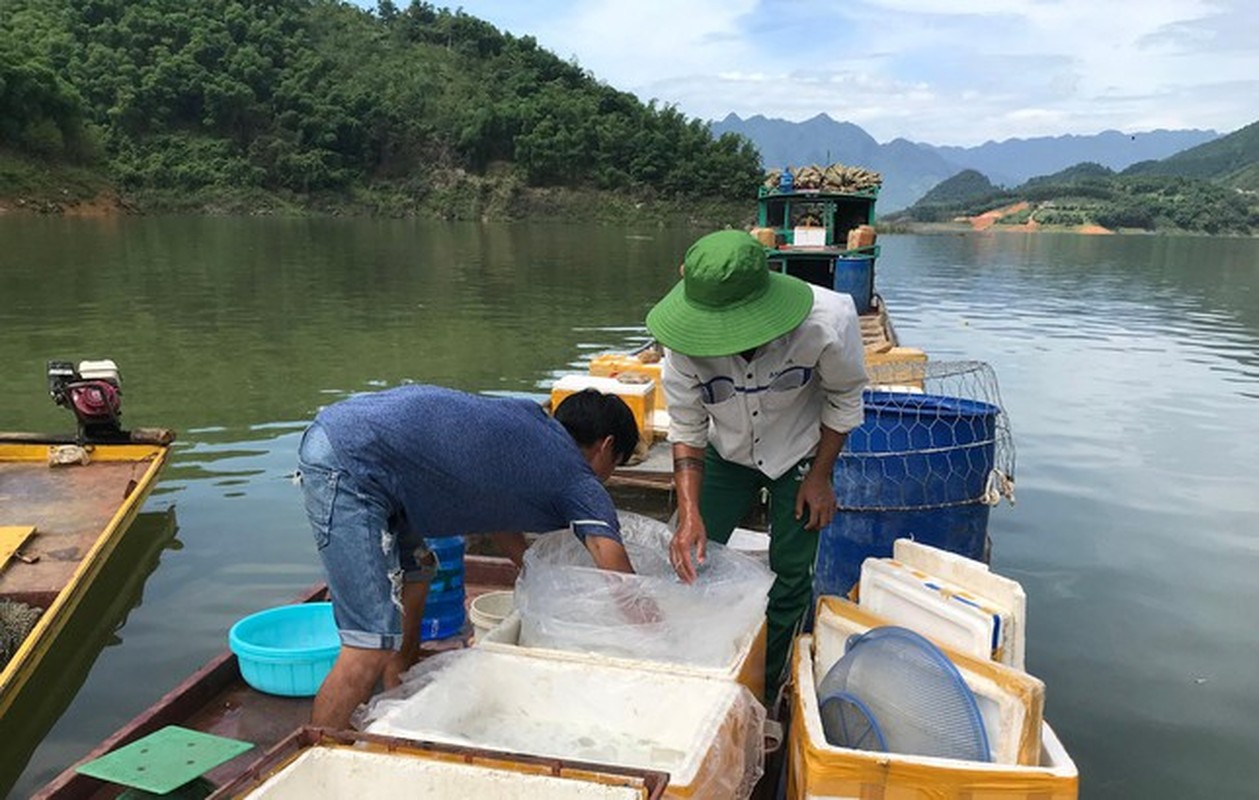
<box><xmin>47</xmin><ymin>359</ymin><xmax>125</xmax><ymax>442</ymax></box>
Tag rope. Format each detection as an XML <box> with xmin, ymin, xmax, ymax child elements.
<box><xmin>982</xmin><ymin>469</ymin><xmax>1017</xmax><ymax>507</ymax></box>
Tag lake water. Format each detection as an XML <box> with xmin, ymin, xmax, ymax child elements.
<box><xmin>2</xmin><ymin>218</ymin><xmax>1257</xmax><ymax>798</ymax></box>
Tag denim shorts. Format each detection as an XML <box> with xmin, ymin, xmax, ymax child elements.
<box><xmin>297</xmin><ymin>422</ymin><xmax>435</xmax><ymax>650</ymax></box>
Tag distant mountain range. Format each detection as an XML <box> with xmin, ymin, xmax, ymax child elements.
<box><xmin>890</xmin><ymin>122</ymin><xmax>1259</xmax><ymax>236</ymax></box>
<box><xmin>710</xmin><ymin>113</ymin><xmax>1221</xmax><ymax>212</ymax></box>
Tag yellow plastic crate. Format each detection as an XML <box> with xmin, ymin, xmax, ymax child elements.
<box><xmin>551</xmin><ymin>374</ymin><xmax>655</xmax><ymax>441</ymax></box>
<box><xmin>589</xmin><ymin>354</ymin><xmax>666</xmax><ymax>412</ymax></box>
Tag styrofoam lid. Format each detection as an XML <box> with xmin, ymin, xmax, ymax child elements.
<box><xmin>727</xmin><ymin>528</ymin><xmax>769</xmax><ymax>553</ymax></box>
<box><xmin>552</xmin><ymin>374</ymin><xmax>653</xmax><ymax>396</ymax></box>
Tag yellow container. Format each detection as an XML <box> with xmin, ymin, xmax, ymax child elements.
<box><xmin>786</xmin><ymin>597</ymin><xmax>1077</xmax><ymax>799</ymax></box>
<box><xmin>551</xmin><ymin>374</ymin><xmax>655</xmax><ymax>441</ymax></box>
<box><xmin>589</xmin><ymin>354</ymin><xmax>666</xmax><ymax>413</ymax></box>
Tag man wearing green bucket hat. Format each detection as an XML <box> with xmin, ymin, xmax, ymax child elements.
<box><xmin>646</xmin><ymin>229</ymin><xmax>868</xmax><ymax>699</ymax></box>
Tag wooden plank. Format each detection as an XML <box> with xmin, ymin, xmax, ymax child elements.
<box><xmin>0</xmin><ymin>526</ymin><xmax>36</xmax><ymax>573</ymax></box>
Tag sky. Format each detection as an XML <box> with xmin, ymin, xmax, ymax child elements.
<box><xmin>390</xmin><ymin>0</ymin><xmax>1258</xmax><ymax>147</ymax></box>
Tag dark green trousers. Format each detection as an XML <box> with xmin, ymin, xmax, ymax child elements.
<box><xmin>699</xmin><ymin>446</ymin><xmax>817</xmax><ymax>703</ymax></box>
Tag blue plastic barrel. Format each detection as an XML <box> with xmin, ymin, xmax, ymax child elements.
<box><xmin>833</xmin><ymin>256</ymin><xmax>875</xmax><ymax>314</ymax></box>
<box><xmin>814</xmin><ymin>392</ymin><xmax>1000</xmax><ymax>598</ymax></box>
<box><xmin>421</xmin><ymin>536</ymin><xmax>466</xmax><ymax>641</ymax></box>
<box><xmin>779</xmin><ymin>168</ymin><xmax>794</xmax><ymax>193</ymax></box>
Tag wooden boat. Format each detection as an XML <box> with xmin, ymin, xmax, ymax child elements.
<box><xmin>1</xmin><ymin>431</ymin><xmax>175</xmax><ymax>795</ymax></box>
<box><xmin>34</xmin><ymin>559</ymin><xmax>518</xmax><ymax>800</ymax></box>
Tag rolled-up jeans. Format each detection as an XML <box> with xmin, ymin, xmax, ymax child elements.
<box><xmin>297</xmin><ymin>422</ymin><xmax>435</xmax><ymax>650</ymax></box>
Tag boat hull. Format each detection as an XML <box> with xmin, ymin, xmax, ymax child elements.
<box><xmin>0</xmin><ymin>440</ymin><xmax>173</xmax><ymax>795</ymax></box>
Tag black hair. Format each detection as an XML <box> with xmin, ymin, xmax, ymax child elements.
<box><xmin>553</xmin><ymin>388</ymin><xmax>639</xmax><ymax>466</ymax></box>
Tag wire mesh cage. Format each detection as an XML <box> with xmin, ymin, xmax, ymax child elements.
<box><xmin>838</xmin><ymin>360</ymin><xmax>1015</xmax><ymax>512</ymax></box>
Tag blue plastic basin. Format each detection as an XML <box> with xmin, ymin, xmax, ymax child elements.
<box><xmin>228</xmin><ymin>602</ymin><xmax>340</xmax><ymax>697</ymax></box>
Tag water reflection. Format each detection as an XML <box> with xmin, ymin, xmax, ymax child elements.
<box><xmin>0</xmin><ymin>508</ymin><xmax>179</xmax><ymax>795</ymax></box>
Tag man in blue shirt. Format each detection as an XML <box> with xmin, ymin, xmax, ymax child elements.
<box><xmin>296</xmin><ymin>385</ymin><xmax>640</xmax><ymax>728</ymax></box>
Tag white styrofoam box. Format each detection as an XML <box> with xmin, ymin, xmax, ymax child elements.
<box><xmin>893</xmin><ymin>538</ymin><xmax>1027</xmax><ymax>670</ymax></box>
<box><xmin>365</xmin><ymin>649</ymin><xmax>765</xmax><ymax>800</ymax></box>
<box><xmin>478</xmin><ymin>609</ymin><xmax>766</xmax><ymax>701</ymax></box>
<box><xmin>793</xmin><ymin>227</ymin><xmax>826</xmax><ymax>247</ymax></box>
<box><xmin>812</xmin><ymin>598</ymin><xmax>1043</xmax><ymax>767</ymax></box>
<box><xmin>859</xmin><ymin>558</ymin><xmax>1013</xmax><ymax>666</ymax></box>
<box><xmin>239</xmin><ymin>747</ymin><xmax>649</xmax><ymax>799</ymax></box>
<box><xmin>726</xmin><ymin>528</ymin><xmax>770</xmax><ymax>568</ymax></box>
<box><xmin>793</xmin><ymin>633</ymin><xmax>1077</xmax><ymax>799</ymax></box>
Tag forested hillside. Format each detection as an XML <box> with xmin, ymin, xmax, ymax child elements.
<box><xmin>896</xmin><ymin>121</ymin><xmax>1259</xmax><ymax>235</ymax></box>
<box><xmin>0</xmin><ymin>0</ymin><xmax>762</xmax><ymax>217</ymax></box>
<box><xmin>895</xmin><ymin>169</ymin><xmax>1257</xmax><ymax>235</ymax></box>
<box><xmin>1123</xmin><ymin>120</ymin><xmax>1259</xmax><ymax>191</ymax></box>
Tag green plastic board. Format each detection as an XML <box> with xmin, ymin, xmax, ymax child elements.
<box><xmin>75</xmin><ymin>726</ymin><xmax>254</xmax><ymax>795</ymax></box>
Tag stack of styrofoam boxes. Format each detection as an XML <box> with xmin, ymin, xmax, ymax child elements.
<box><xmin>551</xmin><ymin>374</ymin><xmax>656</xmax><ymax>448</ymax></box>
<box><xmin>859</xmin><ymin>539</ymin><xmax>1027</xmax><ymax>670</ymax></box>
<box><xmin>588</xmin><ymin>354</ymin><xmax>668</xmax><ymax>436</ymax></box>
<box><xmin>788</xmin><ymin>540</ymin><xmax>1078</xmax><ymax>799</ymax></box>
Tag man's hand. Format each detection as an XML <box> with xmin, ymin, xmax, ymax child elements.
<box><xmin>795</xmin><ymin>468</ymin><xmax>837</xmax><ymax>531</ymax></box>
<box><xmin>669</xmin><ymin>515</ymin><xmax>707</xmax><ymax>583</ymax></box>
<box><xmin>611</xmin><ymin>581</ymin><xmax>664</xmax><ymax>625</ymax></box>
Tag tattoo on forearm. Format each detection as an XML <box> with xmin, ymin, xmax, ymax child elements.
<box><xmin>676</xmin><ymin>456</ymin><xmax>705</xmax><ymax>473</ymax></box>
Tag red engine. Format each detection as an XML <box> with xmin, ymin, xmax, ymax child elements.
<box><xmin>48</xmin><ymin>359</ymin><xmax>124</xmax><ymax>441</ymax></box>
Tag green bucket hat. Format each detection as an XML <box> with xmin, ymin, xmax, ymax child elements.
<box><xmin>646</xmin><ymin>230</ymin><xmax>814</xmax><ymax>357</ymax></box>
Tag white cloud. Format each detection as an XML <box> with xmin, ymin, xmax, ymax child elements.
<box><xmin>418</xmin><ymin>0</ymin><xmax>1258</xmax><ymax>144</ymax></box>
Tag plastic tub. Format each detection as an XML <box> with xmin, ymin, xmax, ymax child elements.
<box><xmin>469</xmin><ymin>591</ymin><xmax>515</xmax><ymax>642</ymax></box>
<box><xmin>228</xmin><ymin>603</ymin><xmax>340</xmax><ymax>697</ymax></box>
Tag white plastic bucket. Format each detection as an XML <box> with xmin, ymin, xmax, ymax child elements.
<box><xmin>468</xmin><ymin>591</ymin><xmax>515</xmax><ymax>642</ymax></box>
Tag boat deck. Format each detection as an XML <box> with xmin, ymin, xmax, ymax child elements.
<box><xmin>0</xmin><ymin>456</ymin><xmax>152</xmax><ymax>606</ymax></box>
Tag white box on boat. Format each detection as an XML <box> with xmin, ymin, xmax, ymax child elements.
<box><xmin>223</xmin><ymin>734</ymin><xmax>662</xmax><ymax>799</ymax></box>
<box><xmin>551</xmin><ymin>374</ymin><xmax>655</xmax><ymax>439</ymax></box>
<box><xmin>479</xmin><ymin>609</ymin><xmax>767</xmax><ymax>700</ymax></box>
<box><xmin>793</xmin><ymin>226</ymin><xmax>826</xmax><ymax>247</ymax></box>
<box><xmin>727</xmin><ymin>527</ymin><xmax>771</xmax><ymax>568</ymax></box>
<box><xmin>790</xmin><ymin>626</ymin><xmax>1077</xmax><ymax>799</ymax></box>
<box><xmin>859</xmin><ymin>557</ymin><xmax>1021</xmax><ymax>668</ymax></box>
<box><xmin>364</xmin><ymin>649</ymin><xmax>766</xmax><ymax>800</ymax></box>
<box><xmin>810</xmin><ymin>597</ymin><xmax>1045</xmax><ymax>767</ymax></box>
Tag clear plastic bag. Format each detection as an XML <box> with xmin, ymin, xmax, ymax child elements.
<box><xmin>515</xmin><ymin>512</ymin><xmax>774</xmax><ymax>668</ymax></box>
